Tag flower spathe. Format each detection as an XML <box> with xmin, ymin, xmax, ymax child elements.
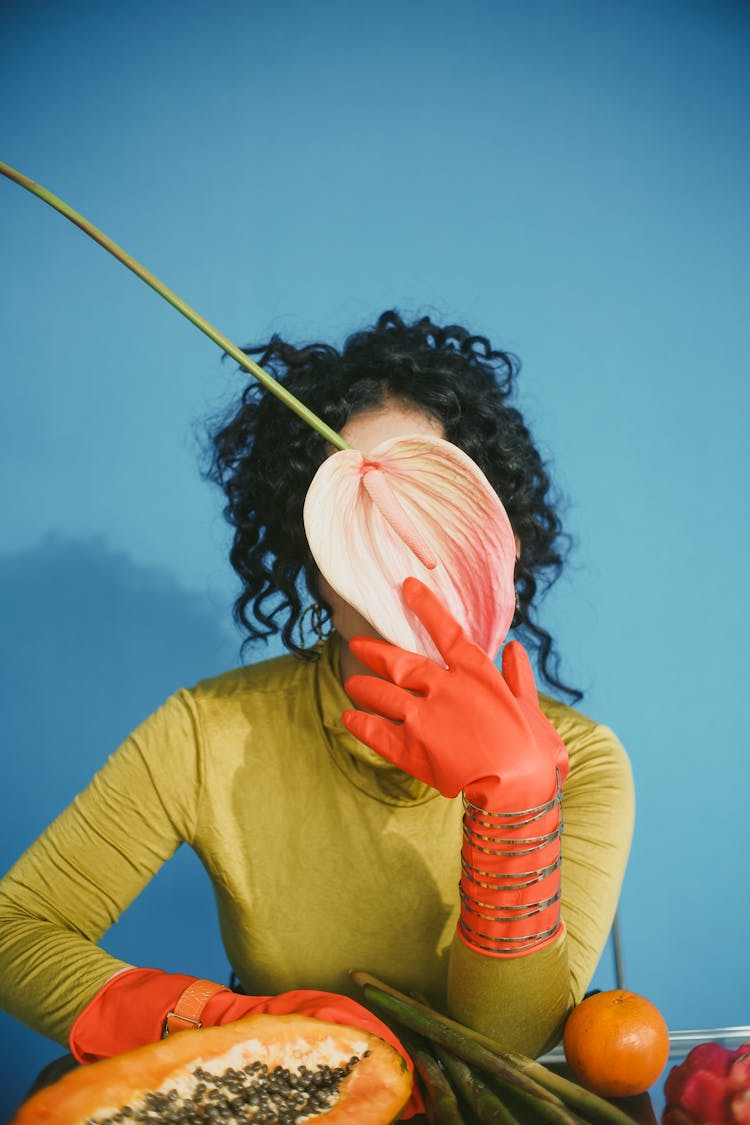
<box><xmin>303</xmin><ymin>434</ymin><xmax>516</xmax><ymax>661</ymax></box>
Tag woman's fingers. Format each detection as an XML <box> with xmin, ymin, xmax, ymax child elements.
<box><xmin>344</xmin><ymin>675</ymin><xmax>409</xmax><ymax>721</ymax></box>
<box><xmin>341</xmin><ymin>708</ymin><xmax>412</xmax><ymax>772</ymax></box>
<box><xmin>348</xmin><ymin>635</ymin><xmax>432</xmax><ymax>689</ymax></box>
<box><xmin>342</xmin><ymin>707</ymin><xmax>442</xmax><ymax>790</ymax></box>
<box><xmin>348</xmin><ymin>579</ymin><xmax>471</xmax><ymax>686</ymax></box>
<box><xmin>501</xmin><ymin>640</ymin><xmax>538</xmax><ymax>702</ymax></box>
<box><xmin>402</xmin><ymin>577</ymin><xmax>466</xmax><ymax>662</ymax></box>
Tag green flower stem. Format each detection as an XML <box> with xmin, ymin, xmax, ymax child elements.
<box><xmin>0</xmin><ymin>161</ymin><xmax>350</xmax><ymax>451</ymax></box>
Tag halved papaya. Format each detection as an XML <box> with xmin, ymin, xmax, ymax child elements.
<box><xmin>13</xmin><ymin>1013</ymin><xmax>413</xmax><ymax>1124</ymax></box>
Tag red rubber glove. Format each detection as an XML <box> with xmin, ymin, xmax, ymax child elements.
<box><xmin>342</xmin><ymin>577</ymin><xmax>569</xmax><ymax>957</ymax></box>
<box><xmin>71</xmin><ymin>968</ymin><xmax>423</xmax><ymax>1116</ymax></box>
<box><xmin>342</xmin><ymin>577</ymin><xmax>568</xmax><ymax>807</ymax></box>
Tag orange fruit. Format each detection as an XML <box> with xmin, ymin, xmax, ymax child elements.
<box><xmin>562</xmin><ymin>989</ymin><xmax>670</xmax><ymax>1098</ymax></box>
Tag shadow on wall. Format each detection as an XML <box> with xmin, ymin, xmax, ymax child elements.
<box><xmin>0</xmin><ymin>536</ymin><xmax>253</xmax><ymax>1121</ymax></box>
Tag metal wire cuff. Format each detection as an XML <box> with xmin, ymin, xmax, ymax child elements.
<box><xmin>458</xmin><ymin>915</ymin><xmax>562</xmax><ymax>954</ymax></box>
<box><xmin>459</xmin><ymin>883</ymin><xmax>561</xmax><ymax>921</ymax></box>
<box><xmin>460</xmin><ymin>852</ymin><xmax>562</xmax><ymax>892</ymax></box>
<box><xmin>461</xmin><ymin>771</ymin><xmax>563</xmax><ymax>856</ymax></box>
<box><xmin>458</xmin><ymin>770</ymin><xmax>564</xmax><ymax>954</ymax></box>
<box><xmin>462</xmin><ymin>780</ymin><xmax>561</xmax><ymax>827</ymax></box>
<box><xmin>462</xmin><ymin>808</ymin><xmax>563</xmax><ymax>855</ymax></box>
<box><xmin>462</xmin><ymin>820</ymin><xmax>563</xmax><ymax>855</ymax></box>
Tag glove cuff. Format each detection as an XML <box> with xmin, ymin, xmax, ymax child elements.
<box><xmin>458</xmin><ymin>771</ymin><xmax>564</xmax><ymax>958</ymax></box>
<box><xmin>69</xmin><ymin>968</ymin><xmax>230</xmax><ymax>1063</ymax></box>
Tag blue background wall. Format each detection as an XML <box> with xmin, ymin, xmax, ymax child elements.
<box><xmin>1</xmin><ymin>0</ymin><xmax>748</xmax><ymax>1116</ymax></box>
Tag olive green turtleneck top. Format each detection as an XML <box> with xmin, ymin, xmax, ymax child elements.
<box><xmin>0</xmin><ymin>635</ymin><xmax>634</xmax><ymax>1057</ymax></box>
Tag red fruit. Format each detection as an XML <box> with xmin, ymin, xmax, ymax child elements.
<box><xmin>676</xmin><ymin>1069</ymin><xmax>731</xmax><ymax>1122</ymax></box>
<box><xmin>732</xmin><ymin>1087</ymin><xmax>750</xmax><ymax>1124</ymax></box>
<box><xmin>664</xmin><ymin>1042</ymin><xmax>750</xmax><ymax>1125</ymax></box>
<box><xmin>665</xmin><ymin>1062</ymin><xmax>692</xmax><ymax>1106</ymax></box>
<box><xmin>684</xmin><ymin>1043</ymin><xmax>735</xmax><ymax>1077</ymax></box>
<box><xmin>729</xmin><ymin>1052</ymin><xmax>750</xmax><ymax>1094</ymax></box>
<box><xmin>663</xmin><ymin>1108</ymin><xmax>701</xmax><ymax>1124</ymax></box>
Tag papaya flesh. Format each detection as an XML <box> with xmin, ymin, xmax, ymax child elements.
<box><xmin>13</xmin><ymin>1013</ymin><xmax>413</xmax><ymax>1124</ymax></box>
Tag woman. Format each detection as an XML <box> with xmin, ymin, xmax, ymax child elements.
<box><xmin>0</xmin><ymin>310</ymin><xmax>634</xmax><ymax>1108</ymax></box>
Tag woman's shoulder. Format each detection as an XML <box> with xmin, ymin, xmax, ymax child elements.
<box><xmin>188</xmin><ymin>648</ymin><xmax>318</xmax><ymax>703</ymax></box>
<box><xmin>126</xmin><ymin>641</ymin><xmax>340</xmax><ymax>770</ymax></box>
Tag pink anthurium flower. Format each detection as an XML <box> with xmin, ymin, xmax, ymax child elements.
<box><xmin>303</xmin><ymin>434</ymin><xmax>517</xmax><ymax>661</ymax></box>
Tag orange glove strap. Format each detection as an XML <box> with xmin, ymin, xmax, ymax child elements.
<box><xmin>163</xmin><ymin>978</ymin><xmax>228</xmax><ymax>1036</ymax></box>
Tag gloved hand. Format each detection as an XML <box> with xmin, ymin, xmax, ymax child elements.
<box><xmin>342</xmin><ymin>577</ymin><xmax>568</xmax><ymax>958</ymax></box>
<box><xmin>69</xmin><ymin>968</ymin><xmax>422</xmax><ymax>1115</ymax></box>
<box><xmin>342</xmin><ymin>576</ymin><xmax>568</xmax><ymax>810</ymax></box>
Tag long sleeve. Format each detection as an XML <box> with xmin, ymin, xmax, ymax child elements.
<box><xmin>0</xmin><ymin>690</ymin><xmax>203</xmax><ymax>1046</ymax></box>
<box><xmin>445</xmin><ymin>701</ymin><xmax>635</xmax><ymax>1056</ymax></box>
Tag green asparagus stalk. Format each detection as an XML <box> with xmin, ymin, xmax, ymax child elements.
<box><xmin>351</xmin><ymin>971</ymin><xmax>635</xmax><ymax>1125</ymax></box>
<box><xmin>433</xmin><ymin>1045</ymin><xmax>524</xmax><ymax>1125</ymax></box>
<box><xmin>433</xmin><ymin>1023</ymin><xmax>635</xmax><ymax>1125</ymax></box>
<box><xmin>352</xmin><ymin>972</ymin><xmax>580</xmax><ymax>1125</ymax></box>
<box><xmin>0</xmin><ymin>161</ymin><xmax>350</xmax><ymax>451</ymax></box>
<box><xmin>397</xmin><ymin>1029</ymin><xmax>468</xmax><ymax>1125</ymax></box>
<box><xmin>408</xmin><ymin>990</ymin><xmax>523</xmax><ymax>1125</ymax></box>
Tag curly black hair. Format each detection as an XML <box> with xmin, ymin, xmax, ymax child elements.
<box><xmin>206</xmin><ymin>310</ymin><xmax>580</xmax><ymax>701</ymax></box>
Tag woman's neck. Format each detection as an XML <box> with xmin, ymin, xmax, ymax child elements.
<box><xmin>337</xmin><ymin>637</ymin><xmax>373</xmax><ymax>695</ymax></box>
